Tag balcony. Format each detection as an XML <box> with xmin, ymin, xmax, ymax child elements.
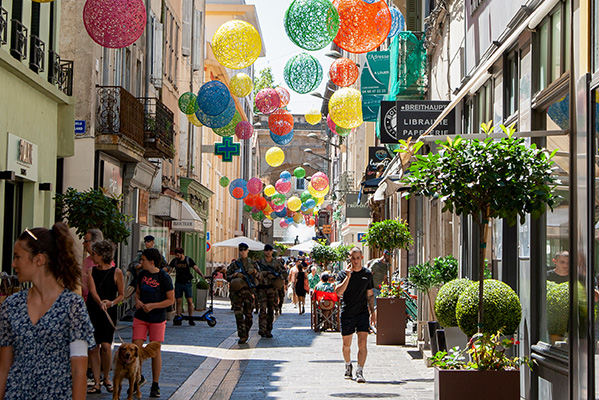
<box><xmin>10</xmin><ymin>19</ymin><xmax>27</xmax><ymax>61</ymax></box>
<box><xmin>48</xmin><ymin>51</ymin><xmax>74</xmax><ymax>96</ymax></box>
<box><xmin>138</xmin><ymin>97</ymin><xmax>175</xmax><ymax>159</ymax></box>
<box><xmin>29</xmin><ymin>35</ymin><xmax>44</xmax><ymax>73</ymax></box>
<box><xmin>96</xmin><ymin>86</ymin><xmax>145</xmax><ymax>162</ymax></box>
<box><xmin>0</xmin><ymin>7</ymin><xmax>7</xmax><ymax>46</ymax></box>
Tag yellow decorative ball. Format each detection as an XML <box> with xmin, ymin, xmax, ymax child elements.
<box><xmin>230</xmin><ymin>73</ymin><xmax>253</xmax><ymax>97</ymax></box>
<box><xmin>264</xmin><ymin>185</ymin><xmax>276</xmax><ymax>197</ymax></box>
<box><xmin>186</xmin><ymin>112</ymin><xmax>203</xmax><ymax>127</ymax></box>
<box><xmin>316</xmin><ymin>196</ymin><xmax>324</xmax><ymax>206</ymax></box>
<box><xmin>212</xmin><ymin>20</ymin><xmax>262</xmax><ymax>70</ymax></box>
<box><xmin>305</xmin><ymin>108</ymin><xmax>322</xmax><ymax>125</ymax></box>
<box><xmin>328</xmin><ymin>87</ymin><xmax>363</xmax><ymax>129</ymax></box>
<box><xmin>287</xmin><ymin>196</ymin><xmax>302</xmax><ymax>212</ymax></box>
<box><xmin>293</xmin><ymin>213</ymin><xmax>303</xmax><ymax>223</ymax></box>
<box><xmin>308</xmin><ymin>183</ymin><xmax>329</xmax><ymax>198</ymax></box>
<box><xmin>265</xmin><ymin>147</ymin><xmax>285</xmax><ymax>167</ymax></box>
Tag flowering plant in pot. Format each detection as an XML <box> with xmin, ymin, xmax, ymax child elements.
<box><xmin>378</xmin><ymin>280</ymin><xmax>405</xmax><ymax>298</ymax></box>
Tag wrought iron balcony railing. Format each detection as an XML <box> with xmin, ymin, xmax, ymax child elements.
<box><xmin>10</xmin><ymin>19</ymin><xmax>27</xmax><ymax>61</ymax></box>
<box><xmin>48</xmin><ymin>51</ymin><xmax>74</xmax><ymax>96</ymax></box>
<box><xmin>0</xmin><ymin>7</ymin><xmax>8</xmax><ymax>46</ymax></box>
<box><xmin>138</xmin><ymin>97</ymin><xmax>175</xmax><ymax>159</ymax></box>
<box><xmin>29</xmin><ymin>35</ymin><xmax>44</xmax><ymax>73</ymax></box>
<box><xmin>96</xmin><ymin>86</ymin><xmax>144</xmax><ymax>147</ymax></box>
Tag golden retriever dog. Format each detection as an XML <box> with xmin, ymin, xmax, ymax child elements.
<box><xmin>112</xmin><ymin>341</ymin><xmax>160</xmax><ymax>400</ymax></box>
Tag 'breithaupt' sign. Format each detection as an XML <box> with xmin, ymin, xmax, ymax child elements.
<box><xmin>395</xmin><ymin>100</ymin><xmax>455</xmax><ymax>141</ymax></box>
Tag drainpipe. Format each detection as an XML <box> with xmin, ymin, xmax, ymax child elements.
<box><xmin>145</xmin><ymin>0</ymin><xmax>151</xmax><ymax>97</ymax></box>
<box><xmin>187</xmin><ymin>0</ymin><xmax>194</xmax><ymax>178</ymax></box>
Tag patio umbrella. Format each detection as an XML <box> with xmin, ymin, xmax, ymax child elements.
<box><xmin>211</xmin><ymin>236</ymin><xmax>265</xmax><ymax>251</ymax></box>
<box><xmin>288</xmin><ymin>240</ymin><xmax>319</xmax><ymax>253</ymax></box>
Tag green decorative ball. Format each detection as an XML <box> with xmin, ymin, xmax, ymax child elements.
<box><xmin>243</xmin><ymin>204</ymin><xmax>252</xmax><ymax>212</ymax></box>
<box><xmin>213</xmin><ymin>111</ymin><xmax>242</xmax><ymax>137</ymax></box>
<box><xmin>294</xmin><ymin>167</ymin><xmax>306</xmax><ymax>179</ymax></box>
<box><xmin>547</xmin><ymin>281</ymin><xmax>569</xmax><ymax>335</ymax></box>
<box><xmin>284</xmin><ymin>0</ymin><xmax>340</xmax><ymax>51</ymax></box>
<box><xmin>284</xmin><ymin>53</ymin><xmax>323</xmax><ymax>94</ymax></box>
<box><xmin>219</xmin><ymin>176</ymin><xmax>230</xmax><ymax>187</ymax></box>
<box><xmin>456</xmin><ymin>279</ymin><xmax>522</xmax><ymax>337</ymax></box>
<box><xmin>251</xmin><ymin>211</ymin><xmax>265</xmax><ymax>221</ymax></box>
<box><xmin>434</xmin><ymin>279</ymin><xmax>472</xmax><ymax>328</ymax></box>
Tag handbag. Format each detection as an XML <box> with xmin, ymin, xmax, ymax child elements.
<box><xmin>286</xmin><ymin>285</ymin><xmax>293</xmax><ymax>300</ymax></box>
<box><xmin>304</xmin><ymin>277</ymin><xmax>310</xmax><ymax>293</ymax></box>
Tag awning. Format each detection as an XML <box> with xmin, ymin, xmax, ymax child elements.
<box><xmin>171</xmin><ymin>201</ymin><xmax>204</xmax><ymax>232</ymax></box>
<box><xmin>373</xmin><ymin>175</ymin><xmax>409</xmax><ymax>202</ymax></box>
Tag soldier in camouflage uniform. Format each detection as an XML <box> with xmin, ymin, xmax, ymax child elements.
<box><xmin>256</xmin><ymin>244</ymin><xmax>287</xmax><ymax>338</ymax></box>
<box><xmin>226</xmin><ymin>242</ymin><xmax>259</xmax><ymax>344</ymax></box>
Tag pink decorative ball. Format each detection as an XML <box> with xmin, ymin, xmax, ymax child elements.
<box><xmin>275</xmin><ymin>179</ymin><xmax>292</xmax><ymax>194</ymax></box>
<box><xmin>273</xmin><ymin>203</ymin><xmax>285</xmax><ymax>212</ymax></box>
<box><xmin>280</xmin><ymin>219</ymin><xmax>289</xmax><ymax>228</ymax></box>
<box><xmin>275</xmin><ymin>87</ymin><xmax>291</xmax><ymax>107</ymax></box>
<box><xmin>311</xmin><ymin>172</ymin><xmax>329</xmax><ymax>191</ymax></box>
<box><xmin>235</xmin><ymin>121</ymin><xmax>254</xmax><ymax>140</ymax></box>
<box><xmin>247</xmin><ymin>178</ymin><xmax>263</xmax><ymax>195</ymax></box>
<box><xmin>255</xmin><ymin>88</ymin><xmax>281</xmax><ymax>114</ymax></box>
<box><xmin>326</xmin><ymin>114</ymin><xmax>338</xmax><ymax>135</ymax></box>
<box><xmin>83</xmin><ymin>0</ymin><xmax>147</xmax><ymax>49</ymax></box>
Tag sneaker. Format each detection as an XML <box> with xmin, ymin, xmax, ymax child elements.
<box><xmin>356</xmin><ymin>370</ymin><xmax>366</xmax><ymax>383</ymax></box>
<box><xmin>149</xmin><ymin>383</ymin><xmax>160</xmax><ymax>398</ymax></box>
<box><xmin>173</xmin><ymin>316</ymin><xmax>182</xmax><ymax>326</ymax></box>
<box><xmin>139</xmin><ymin>375</ymin><xmax>147</xmax><ymax>388</ymax></box>
<box><xmin>344</xmin><ymin>364</ymin><xmax>353</xmax><ymax>379</ymax></box>
<box><xmin>189</xmin><ymin>319</ymin><xmax>196</xmax><ymax>326</ymax></box>
<box><xmin>238</xmin><ymin>337</ymin><xmax>248</xmax><ymax>345</ymax></box>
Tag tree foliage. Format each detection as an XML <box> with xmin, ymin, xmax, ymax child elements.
<box><xmin>55</xmin><ymin>187</ymin><xmax>132</xmax><ymax>244</ymax></box>
<box><xmin>363</xmin><ymin>219</ymin><xmax>413</xmax><ymax>252</ymax></box>
<box><xmin>252</xmin><ymin>67</ymin><xmax>275</xmax><ymax>114</ymax></box>
<box><xmin>311</xmin><ymin>243</ymin><xmax>338</xmax><ymax>266</ymax></box>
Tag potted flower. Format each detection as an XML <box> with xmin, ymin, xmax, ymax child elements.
<box><xmin>376</xmin><ymin>280</ymin><xmax>408</xmax><ymax>345</ymax></box>
<box><xmin>430</xmin><ymin>331</ymin><xmax>532</xmax><ymax>400</ymax></box>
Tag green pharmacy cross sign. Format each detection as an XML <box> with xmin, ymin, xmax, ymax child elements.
<box><xmin>214</xmin><ymin>137</ymin><xmax>240</xmax><ymax>162</ymax></box>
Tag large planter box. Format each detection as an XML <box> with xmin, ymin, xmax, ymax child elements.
<box><xmin>195</xmin><ymin>288</ymin><xmax>208</xmax><ymax>311</ymax></box>
<box><xmin>376</xmin><ymin>297</ymin><xmax>406</xmax><ymax>345</ymax></box>
<box><xmin>434</xmin><ymin>368</ymin><xmax>520</xmax><ymax>400</ymax></box>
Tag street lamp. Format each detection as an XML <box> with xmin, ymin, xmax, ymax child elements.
<box><xmin>307</xmin><ymin>133</ymin><xmax>341</xmax><ymax>148</ymax></box>
<box><xmin>304</xmin><ymin>148</ymin><xmax>330</xmax><ymax>162</ymax></box>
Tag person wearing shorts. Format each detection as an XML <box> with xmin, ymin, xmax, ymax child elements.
<box><xmin>335</xmin><ymin>247</ymin><xmax>374</xmax><ymax>384</ymax></box>
<box><xmin>133</xmin><ymin>248</ymin><xmax>174</xmax><ymax>398</ymax></box>
<box><xmin>168</xmin><ymin>247</ymin><xmax>206</xmax><ymax>326</ymax></box>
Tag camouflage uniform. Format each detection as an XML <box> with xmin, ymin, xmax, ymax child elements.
<box><xmin>256</xmin><ymin>258</ymin><xmax>287</xmax><ymax>336</ymax></box>
<box><xmin>226</xmin><ymin>258</ymin><xmax>259</xmax><ymax>342</ymax></box>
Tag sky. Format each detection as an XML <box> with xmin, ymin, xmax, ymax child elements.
<box><xmin>245</xmin><ymin>0</ymin><xmax>335</xmax><ymax>115</ymax></box>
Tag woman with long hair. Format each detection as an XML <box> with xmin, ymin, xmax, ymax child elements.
<box><xmin>294</xmin><ymin>262</ymin><xmax>309</xmax><ymax>315</ymax></box>
<box><xmin>0</xmin><ymin>223</ymin><xmax>95</xmax><ymax>400</ymax></box>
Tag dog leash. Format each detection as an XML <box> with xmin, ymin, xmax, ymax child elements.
<box><xmin>103</xmin><ymin>308</ymin><xmax>125</xmax><ymax>344</ymax></box>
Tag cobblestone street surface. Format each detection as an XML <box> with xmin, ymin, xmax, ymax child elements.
<box><xmin>94</xmin><ymin>297</ymin><xmax>434</xmax><ymax>400</ymax></box>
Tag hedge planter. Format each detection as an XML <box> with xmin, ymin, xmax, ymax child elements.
<box><xmin>376</xmin><ymin>297</ymin><xmax>406</xmax><ymax>345</ymax></box>
<box><xmin>434</xmin><ymin>368</ymin><xmax>520</xmax><ymax>400</ymax></box>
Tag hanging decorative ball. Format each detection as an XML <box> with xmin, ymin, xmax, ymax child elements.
<box><xmin>83</xmin><ymin>0</ymin><xmax>147</xmax><ymax>49</ymax></box>
<box><xmin>195</xmin><ymin>96</ymin><xmax>236</xmax><ymax>128</ymax></box>
<box><xmin>273</xmin><ymin>203</ymin><xmax>286</xmax><ymax>212</ymax></box>
<box><xmin>328</xmin><ymin>87</ymin><xmax>363</xmax><ymax>129</ymax></box>
<box><xmin>255</xmin><ymin>88</ymin><xmax>281</xmax><ymax>115</ymax></box>
<box><xmin>268</xmin><ymin>109</ymin><xmax>294</xmax><ymax>136</ymax></box>
<box><xmin>300</xmin><ymin>190</ymin><xmax>313</xmax><ymax>202</ymax></box>
<box><xmin>270</xmin><ymin>131</ymin><xmax>294</xmax><ymax>145</ymax></box>
<box><xmin>197</xmin><ymin>81</ymin><xmax>232</xmax><ymax>116</ymax></box>
<box><xmin>280</xmin><ymin>219</ymin><xmax>289</xmax><ymax>228</ymax></box>
<box><xmin>280</xmin><ymin>171</ymin><xmax>292</xmax><ymax>182</ymax></box>
<box><xmin>213</xmin><ymin>111</ymin><xmax>241</xmax><ymax>137</ymax></box>
<box><xmin>178</xmin><ymin>92</ymin><xmax>199</xmax><ymax>115</ymax></box>
<box><xmin>212</xmin><ymin>20</ymin><xmax>262</xmax><ymax>69</ymax></box>
<box><xmin>229</xmin><ymin>179</ymin><xmax>248</xmax><ymax>199</ymax></box>
<box><xmin>272</xmin><ymin>193</ymin><xmax>286</xmax><ymax>206</ymax></box>
<box><xmin>294</xmin><ymin>167</ymin><xmax>306</xmax><ymax>179</ymax></box>
<box><xmin>301</xmin><ymin>203</ymin><xmax>310</xmax><ymax>213</ymax></box>
<box><xmin>388</xmin><ymin>6</ymin><xmax>405</xmax><ymax>38</ymax></box>
<box><xmin>230</xmin><ymin>73</ymin><xmax>254</xmax><ymax>97</ymax></box>
<box><xmin>264</xmin><ymin>185</ymin><xmax>276</xmax><ymax>197</ymax></box>
<box><xmin>305</xmin><ymin>108</ymin><xmax>322</xmax><ymax>125</ymax></box>
<box><xmin>244</xmin><ymin>194</ymin><xmax>257</xmax><ymax>207</ymax></box>
<box><xmin>243</xmin><ymin>204</ymin><xmax>252</xmax><ymax>212</ymax></box>
<box><xmin>326</xmin><ymin>114</ymin><xmax>338</xmax><ymax>135</ymax></box>
<box><xmin>305</xmin><ymin>198</ymin><xmax>317</xmax><ymax>209</ymax></box>
<box><xmin>276</xmin><ymin>207</ymin><xmax>288</xmax><ymax>218</ymax></box>
<box><xmin>293</xmin><ymin>213</ymin><xmax>303</xmax><ymax>224</ymax></box>
<box><xmin>311</xmin><ymin>172</ymin><xmax>330</xmax><ymax>191</ymax></box>
<box><xmin>287</xmin><ymin>196</ymin><xmax>302</xmax><ymax>212</ymax></box>
<box><xmin>252</xmin><ymin>211</ymin><xmax>265</xmax><ymax>222</ymax></box>
<box><xmin>284</xmin><ymin>53</ymin><xmax>323</xmax><ymax>94</ymax></box>
<box><xmin>308</xmin><ymin>218</ymin><xmax>316</xmax><ymax>226</ymax></box>
<box><xmin>255</xmin><ymin>196</ymin><xmax>268</xmax><ymax>210</ymax></box>
<box><xmin>219</xmin><ymin>176</ymin><xmax>230</xmax><ymax>187</ymax></box>
<box><xmin>284</xmin><ymin>0</ymin><xmax>340</xmax><ymax>51</ymax></box>
<box><xmin>247</xmin><ymin>178</ymin><xmax>263</xmax><ymax>195</ymax></box>
<box><xmin>186</xmin><ymin>112</ymin><xmax>203</xmax><ymax>127</ymax></box>
<box><xmin>265</xmin><ymin>147</ymin><xmax>285</xmax><ymax>167</ymax></box>
<box><xmin>275</xmin><ymin>87</ymin><xmax>291</xmax><ymax>108</ymax></box>
<box><xmin>308</xmin><ymin>183</ymin><xmax>329</xmax><ymax>198</ymax></box>
<box><xmin>329</xmin><ymin>57</ymin><xmax>359</xmax><ymax>87</ymax></box>
<box><xmin>275</xmin><ymin>179</ymin><xmax>292</xmax><ymax>194</ymax></box>
<box><xmin>263</xmin><ymin>219</ymin><xmax>273</xmax><ymax>228</ymax></box>
<box><xmin>235</xmin><ymin>121</ymin><xmax>254</xmax><ymax>140</ymax></box>
<box><xmin>317</xmin><ymin>196</ymin><xmax>324</xmax><ymax>206</ymax></box>
<box><xmin>332</xmin><ymin>0</ymin><xmax>391</xmax><ymax>54</ymax></box>
<box><xmin>286</xmin><ymin>216</ymin><xmax>295</xmax><ymax>224</ymax></box>
<box><xmin>336</xmin><ymin>126</ymin><xmax>354</xmax><ymax>137</ymax></box>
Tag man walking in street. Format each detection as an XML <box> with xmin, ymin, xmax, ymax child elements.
<box><xmin>168</xmin><ymin>247</ymin><xmax>206</xmax><ymax>326</ymax></box>
<box><xmin>226</xmin><ymin>243</ymin><xmax>259</xmax><ymax>344</ymax></box>
<box><xmin>257</xmin><ymin>244</ymin><xmax>287</xmax><ymax>338</ymax></box>
<box><xmin>335</xmin><ymin>247</ymin><xmax>375</xmax><ymax>383</ymax></box>
<box><xmin>367</xmin><ymin>249</ymin><xmax>391</xmax><ymax>326</ymax></box>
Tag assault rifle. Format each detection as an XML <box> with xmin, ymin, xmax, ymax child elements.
<box><xmin>235</xmin><ymin>261</ymin><xmax>257</xmax><ymax>289</ymax></box>
<box><xmin>257</xmin><ymin>261</ymin><xmax>281</xmax><ymax>279</ymax></box>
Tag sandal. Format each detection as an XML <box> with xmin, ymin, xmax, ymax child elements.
<box><xmin>103</xmin><ymin>380</ymin><xmax>113</xmax><ymax>393</ymax></box>
<box><xmin>87</xmin><ymin>384</ymin><xmax>101</xmax><ymax>394</ymax></box>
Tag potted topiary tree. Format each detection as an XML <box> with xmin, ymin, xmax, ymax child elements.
<box><xmin>546</xmin><ymin>281</ymin><xmax>569</xmax><ymax>344</ymax></box>
<box><xmin>311</xmin><ymin>243</ymin><xmax>338</xmax><ymax>271</ymax></box>
<box><xmin>435</xmin><ymin>278</ymin><xmax>472</xmax><ymax>353</ymax></box>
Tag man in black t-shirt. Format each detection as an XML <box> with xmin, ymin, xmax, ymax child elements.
<box><xmin>547</xmin><ymin>251</ymin><xmax>569</xmax><ymax>284</ymax></box>
<box><xmin>335</xmin><ymin>246</ymin><xmax>374</xmax><ymax>383</ymax></box>
<box><xmin>168</xmin><ymin>247</ymin><xmax>206</xmax><ymax>326</ymax></box>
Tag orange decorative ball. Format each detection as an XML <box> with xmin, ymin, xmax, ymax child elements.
<box><xmin>329</xmin><ymin>57</ymin><xmax>359</xmax><ymax>87</ymax></box>
<box><xmin>268</xmin><ymin>109</ymin><xmax>295</xmax><ymax>136</ymax></box>
<box><xmin>332</xmin><ymin>0</ymin><xmax>391</xmax><ymax>54</ymax></box>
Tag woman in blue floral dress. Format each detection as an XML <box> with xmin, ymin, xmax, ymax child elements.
<box><xmin>0</xmin><ymin>223</ymin><xmax>95</xmax><ymax>400</ymax></box>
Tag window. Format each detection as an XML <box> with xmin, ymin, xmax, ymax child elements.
<box><xmin>465</xmin><ymin>80</ymin><xmax>493</xmax><ymax>132</ymax></box>
<box><xmin>505</xmin><ymin>52</ymin><xmax>519</xmax><ymax>119</ymax></box>
<box><xmin>595</xmin><ymin>0</ymin><xmax>599</xmax><ymax>72</ymax></box>
<box><xmin>535</xmin><ymin>0</ymin><xmax>570</xmax><ymax>93</ymax></box>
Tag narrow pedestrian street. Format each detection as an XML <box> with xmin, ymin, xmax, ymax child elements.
<box><xmin>94</xmin><ymin>298</ymin><xmax>433</xmax><ymax>400</ymax></box>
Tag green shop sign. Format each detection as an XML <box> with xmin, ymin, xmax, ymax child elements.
<box><xmin>362</xmin><ymin>95</ymin><xmax>383</xmax><ymax>122</ymax></box>
<box><xmin>360</xmin><ymin>51</ymin><xmax>390</xmax><ymax>95</ymax></box>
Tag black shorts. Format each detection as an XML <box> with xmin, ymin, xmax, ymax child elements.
<box><xmin>340</xmin><ymin>312</ymin><xmax>370</xmax><ymax>336</ymax></box>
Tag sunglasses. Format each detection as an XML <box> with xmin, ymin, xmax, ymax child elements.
<box><xmin>25</xmin><ymin>228</ymin><xmax>38</xmax><ymax>241</ymax></box>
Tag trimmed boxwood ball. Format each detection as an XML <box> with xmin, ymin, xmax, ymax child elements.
<box><xmin>435</xmin><ymin>278</ymin><xmax>472</xmax><ymax>328</ymax></box>
<box><xmin>456</xmin><ymin>279</ymin><xmax>522</xmax><ymax>337</ymax></box>
<box><xmin>547</xmin><ymin>281</ymin><xmax>568</xmax><ymax>335</ymax></box>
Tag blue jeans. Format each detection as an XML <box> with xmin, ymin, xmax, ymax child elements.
<box><xmin>372</xmin><ymin>287</ymin><xmax>381</xmax><ymax>307</ymax></box>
